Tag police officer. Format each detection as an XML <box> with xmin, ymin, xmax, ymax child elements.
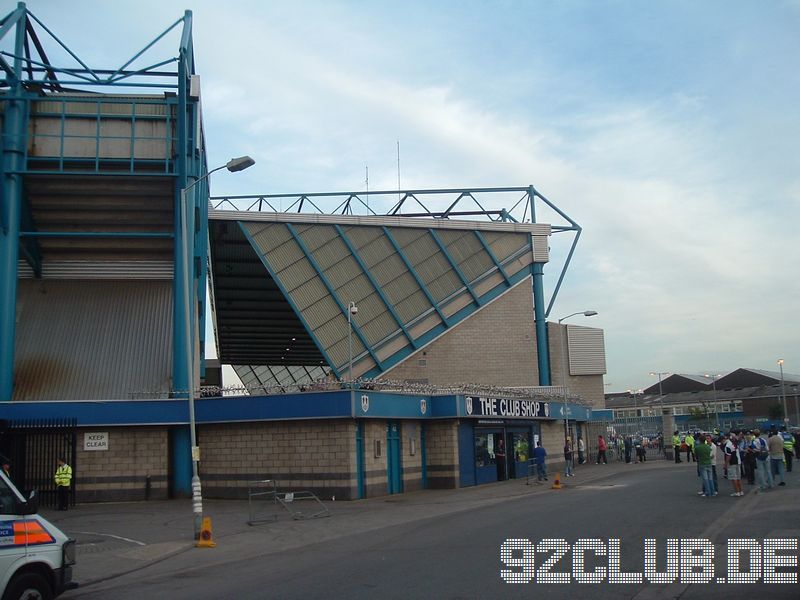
<box><xmin>780</xmin><ymin>426</ymin><xmax>795</xmax><ymax>472</ymax></box>
<box><xmin>54</xmin><ymin>457</ymin><xmax>73</xmax><ymax>511</ymax></box>
<box><xmin>672</xmin><ymin>431</ymin><xmax>682</xmax><ymax>463</ymax></box>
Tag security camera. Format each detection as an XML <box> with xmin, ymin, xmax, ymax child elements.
<box><xmin>349</xmin><ymin>304</ymin><xmax>358</xmax><ymax>315</ymax></box>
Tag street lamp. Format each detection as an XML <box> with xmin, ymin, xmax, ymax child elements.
<box><xmin>181</xmin><ymin>155</ymin><xmax>254</xmax><ymax>539</ymax></box>
<box><xmin>649</xmin><ymin>371</ymin><xmax>670</xmax><ymax>427</ymax></box>
<box><xmin>557</xmin><ymin>310</ymin><xmax>598</xmax><ymax>442</ymax></box>
<box><xmin>626</xmin><ymin>389</ymin><xmax>643</xmax><ymax>435</ymax></box>
<box><xmin>778</xmin><ymin>359</ymin><xmax>788</xmax><ymax>426</ymax></box>
<box><xmin>704</xmin><ymin>373</ymin><xmax>722</xmax><ymax>430</ymax></box>
<box><xmin>348</xmin><ymin>302</ymin><xmax>358</xmax><ymax>386</ymax></box>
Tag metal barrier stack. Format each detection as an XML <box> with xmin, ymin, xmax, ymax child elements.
<box><xmin>247</xmin><ymin>479</ymin><xmax>279</xmax><ymax>526</ymax></box>
<box><xmin>247</xmin><ymin>479</ymin><xmax>330</xmax><ymax>525</ymax></box>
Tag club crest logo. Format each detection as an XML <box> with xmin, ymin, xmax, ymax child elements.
<box><xmin>361</xmin><ymin>394</ymin><xmax>369</xmax><ymax>413</ymax></box>
<box><xmin>466</xmin><ymin>396</ymin><xmax>473</xmax><ymax>415</ymax></box>
<box><xmin>420</xmin><ymin>398</ymin><xmax>427</xmax><ymax>415</ymax></box>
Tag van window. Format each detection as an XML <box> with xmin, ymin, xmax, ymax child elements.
<box><xmin>0</xmin><ymin>477</ymin><xmax>18</xmax><ymax>514</ymax></box>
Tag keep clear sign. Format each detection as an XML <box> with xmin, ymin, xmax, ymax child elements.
<box><xmin>84</xmin><ymin>432</ymin><xmax>109</xmax><ymax>451</ymax></box>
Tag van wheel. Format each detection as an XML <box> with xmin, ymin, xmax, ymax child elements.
<box><xmin>2</xmin><ymin>572</ymin><xmax>53</xmax><ymax>600</ymax></box>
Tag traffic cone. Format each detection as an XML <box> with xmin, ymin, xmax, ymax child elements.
<box><xmin>196</xmin><ymin>516</ymin><xmax>217</xmax><ymax>548</ymax></box>
<box><xmin>551</xmin><ymin>473</ymin><xmax>562</xmax><ymax>489</ymax></box>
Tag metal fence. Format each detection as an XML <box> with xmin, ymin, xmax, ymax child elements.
<box><xmin>0</xmin><ymin>418</ymin><xmax>77</xmax><ymax>508</ymax></box>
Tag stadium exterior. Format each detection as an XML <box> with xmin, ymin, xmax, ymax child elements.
<box><xmin>0</xmin><ymin>6</ymin><xmax>607</xmax><ymax>503</ymax></box>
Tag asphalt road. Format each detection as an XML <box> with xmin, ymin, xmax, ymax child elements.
<box><xmin>69</xmin><ymin>464</ymin><xmax>799</xmax><ymax>599</ymax></box>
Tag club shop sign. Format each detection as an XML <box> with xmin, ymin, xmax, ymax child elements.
<box><xmin>465</xmin><ymin>396</ymin><xmax>550</xmax><ymax>419</ymax></box>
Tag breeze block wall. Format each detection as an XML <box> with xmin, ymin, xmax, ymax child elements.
<box><xmin>75</xmin><ymin>426</ymin><xmax>169</xmax><ymax>503</ymax></box>
<box><xmin>425</xmin><ymin>420</ymin><xmax>459</xmax><ymax>488</ymax></box>
<box><xmin>402</xmin><ymin>420</ymin><xmax>423</xmax><ymax>492</ymax></box>
<box><xmin>198</xmin><ymin>420</ymin><xmax>357</xmax><ymax>501</ymax></box>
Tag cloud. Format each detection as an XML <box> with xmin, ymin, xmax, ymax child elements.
<box><xmin>24</xmin><ymin>1</ymin><xmax>797</xmax><ymax>391</ymax></box>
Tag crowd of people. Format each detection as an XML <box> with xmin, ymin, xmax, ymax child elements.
<box><xmin>672</xmin><ymin>427</ymin><xmax>796</xmax><ymax>497</ymax></box>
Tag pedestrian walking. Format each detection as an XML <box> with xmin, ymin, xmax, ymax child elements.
<box><xmin>564</xmin><ymin>438</ymin><xmax>574</xmax><ymax>477</ymax></box>
<box><xmin>742</xmin><ymin>431</ymin><xmax>756</xmax><ymax>485</ymax></box>
<box><xmin>54</xmin><ymin>457</ymin><xmax>73</xmax><ymax>511</ymax></box>
<box><xmin>533</xmin><ymin>441</ymin><xmax>548</xmax><ymax>483</ymax></box>
<box><xmin>577</xmin><ymin>437</ymin><xmax>585</xmax><ymax>465</ymax></box>
<box><xmin>596</xmin><ymin>435</ymin><xmax>607</xmax><ymax>464</ymax></box>
<box><xmin>624</xmin><ymin>436</ymin><xmax>632</xmax><ymax>464</ymax></box>
<box><xmin>768</xmin><ymin>429</ymin><xmax>786</xmax><ymax>486</ymax></box>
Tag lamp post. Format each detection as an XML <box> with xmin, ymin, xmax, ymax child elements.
<box><xmin>557</xmin><ymin>310</ymin><xmax>598</xmax><ymax>442</ymax></box>
<box><xmin>778</xmin><ymin>359</ymin><xmax>788</xmax><ymax>426</ymax></box>
<box><xmin>704</xmin><ymin>373</ymin><xmax>722</xmax><ymax>431</ymax></box>
<box><xmin>626</xmin><ymin>389</ymin><xmax>643</xmax><ymax>435</ymax></box>
<box><xmin>649</xmin><ymin>371</ymin><xmax>670</xmax><ymax>428</ymax></box>
<box><xmin>347</xmin><ymin>302</ymin><xmax>358</xmax><ymax>386</ymax></box>
<box><xmin>181</xmin><ymin>155</ymin><xmax>254</xmax><ymax>538</ymax></box>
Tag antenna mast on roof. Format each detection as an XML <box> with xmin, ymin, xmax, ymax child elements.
<box><xmin>397</xmin><ymin>139</ymin><xmax>401</xmax><ymax>202</ymax></box>
<box><xmin>365</xmin><ymin>164</ymin><xmax>369</xmax><ymax>209</ymax></box>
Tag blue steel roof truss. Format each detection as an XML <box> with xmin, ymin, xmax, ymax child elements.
<box><xmin>284</xmin><ymin>222</ymin><xmax>383</xmax><ymax>373</ymax></box>
<box><xmin>473</xmin><ymin>230</ymin><xmax>511</xmax><ymax>286</ymax></box>
<box><xmin>428</xmin><ymin>229</ymin><xmax>480</xmax><ymax>306</ymax></box>
<box><xmin>334</xmin><ymin>224</ymin><xmax>417</xmax><ymax>351</ymax></box>
<box><xmin>237</xmin><ymin>221</ymin><xmax>339</xmax><ymax>374</ymax></box>
<box><xmin>381</xmin><ymin>226</ymin><xmax>449</xmax><ymax>327</ymax></box>
<box><xmin>212</xmin><ymin>187</ymin><xmax>582</xmax><ymax>318</ymax></box>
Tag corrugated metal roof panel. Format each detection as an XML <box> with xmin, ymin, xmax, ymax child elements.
<box><xmin>295</xmin><ymin>223</ymin><xmax>338</xmax><ymax>253</ymax></box>
<box><xmin>482</xmin><ymin>231</ymin><xmax>531</xmax><ymax>261</ymax></box>
<box><xmin>567</xmin><ymin>325</ymin><xmax>607</xmax><ymax>375</ymax></box>
<box><xmin>277</xmin><ymin>257</ymin><xmax>318</xmax><ymax>291</ymax></box>
<box><xmin>324</xmin><ymin>254</ymin><xmax>360</xmax><ymax>287</ymax></box>
<box><xmin>13</xmin><ymin>279</ymin><xmax>172</xmax><ymax>400</ymax></box>
<box><xmin>394</xmin><ymin>288</ymin><xmax>433</xmax><ymax>323</ymax></box>
<box><xmin>533</xmin><ymin>235</ymin><xmax>549</xmax><ymax>263</ymax></box>
<box><xmin>263</xmin><ymin>239</ymin><xmax>305</xmax><ymax>274</ymax></box>
<box><xmin>344</xmin><ymin>225</ymin><xmax>383</xmax><ymax>251</ymax></box>
<box><xmin>300</xmin><ymin>294</ymin><xmax>339</xmax><ymax>331</ymax></box>
<box><xmin>285</xmin><ymin>274</ymin><xmax>326</xmax><ymax>311</ymax></box>
<box><xmin>18</xmin><ymin>260</ymin><xmax>173</xmax><ymax>279</ymax></box>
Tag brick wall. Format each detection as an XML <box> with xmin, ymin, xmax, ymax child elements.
<box><xmin>76</xmin><ymin>426</ymin><xmax>168</xmax><ymax>503</ymax></box>
<box><xmin>198</xmin><ymin>420</ymin><xmax>357</xmax><ymax>501</ymax></box>
<box><xmin>425</xmin><ymin>420</ymin><xmax>459</xmax><ymax>488</ymax></box>
<box><xmin>384</xmin><ymin>282</ymin><xmax>539</xmax><ymax>387</ymax></box>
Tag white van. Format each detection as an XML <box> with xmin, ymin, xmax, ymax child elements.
<box><xmin>0</xmin><ymin>470</ymin><xmax>76</xmax><ymax>600</ymax></box>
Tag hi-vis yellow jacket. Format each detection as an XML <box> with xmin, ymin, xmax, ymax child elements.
<box><xmin>54</xmin><ymin>464</ymin><xmax>72</xmax><ymax>487</ymax></box>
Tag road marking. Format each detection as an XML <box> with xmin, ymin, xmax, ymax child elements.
<box><xmin>74</xmin><ymin>530</ymin><xmax>146</xmax><ymax>546</ymax></box>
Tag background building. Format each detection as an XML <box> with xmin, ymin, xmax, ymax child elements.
<box><xmin>605</xmin><ymin>368</ymin><xmax>800</xmax><ymax>433</ymax></box>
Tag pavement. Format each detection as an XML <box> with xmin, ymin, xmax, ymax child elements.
<box><xmin>45</xmin><ymin>454</ymin><xmax>797</xmax><ymax>596</ymax></box>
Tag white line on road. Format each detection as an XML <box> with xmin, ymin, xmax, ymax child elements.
<box><xmin>74</xmin><ymin>531</ymin><xmax>146</xmax><ymax>546</ymax></box>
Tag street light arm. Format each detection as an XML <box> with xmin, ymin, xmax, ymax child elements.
<box><xmin>558</xmin><ymin>310</ymin><xmax>598</xmax><ymax>323</ymax></box>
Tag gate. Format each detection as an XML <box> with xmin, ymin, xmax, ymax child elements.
<box><xmin>0</xmin><ymin>419</ymin><xmax>77</xmax><ymax>509</ymax></box>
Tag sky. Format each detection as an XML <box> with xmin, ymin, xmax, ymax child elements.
<box><xmin>16</xmin><ymin>0</ymin><xmax>800</xmax><ymax>392</ymax></box>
